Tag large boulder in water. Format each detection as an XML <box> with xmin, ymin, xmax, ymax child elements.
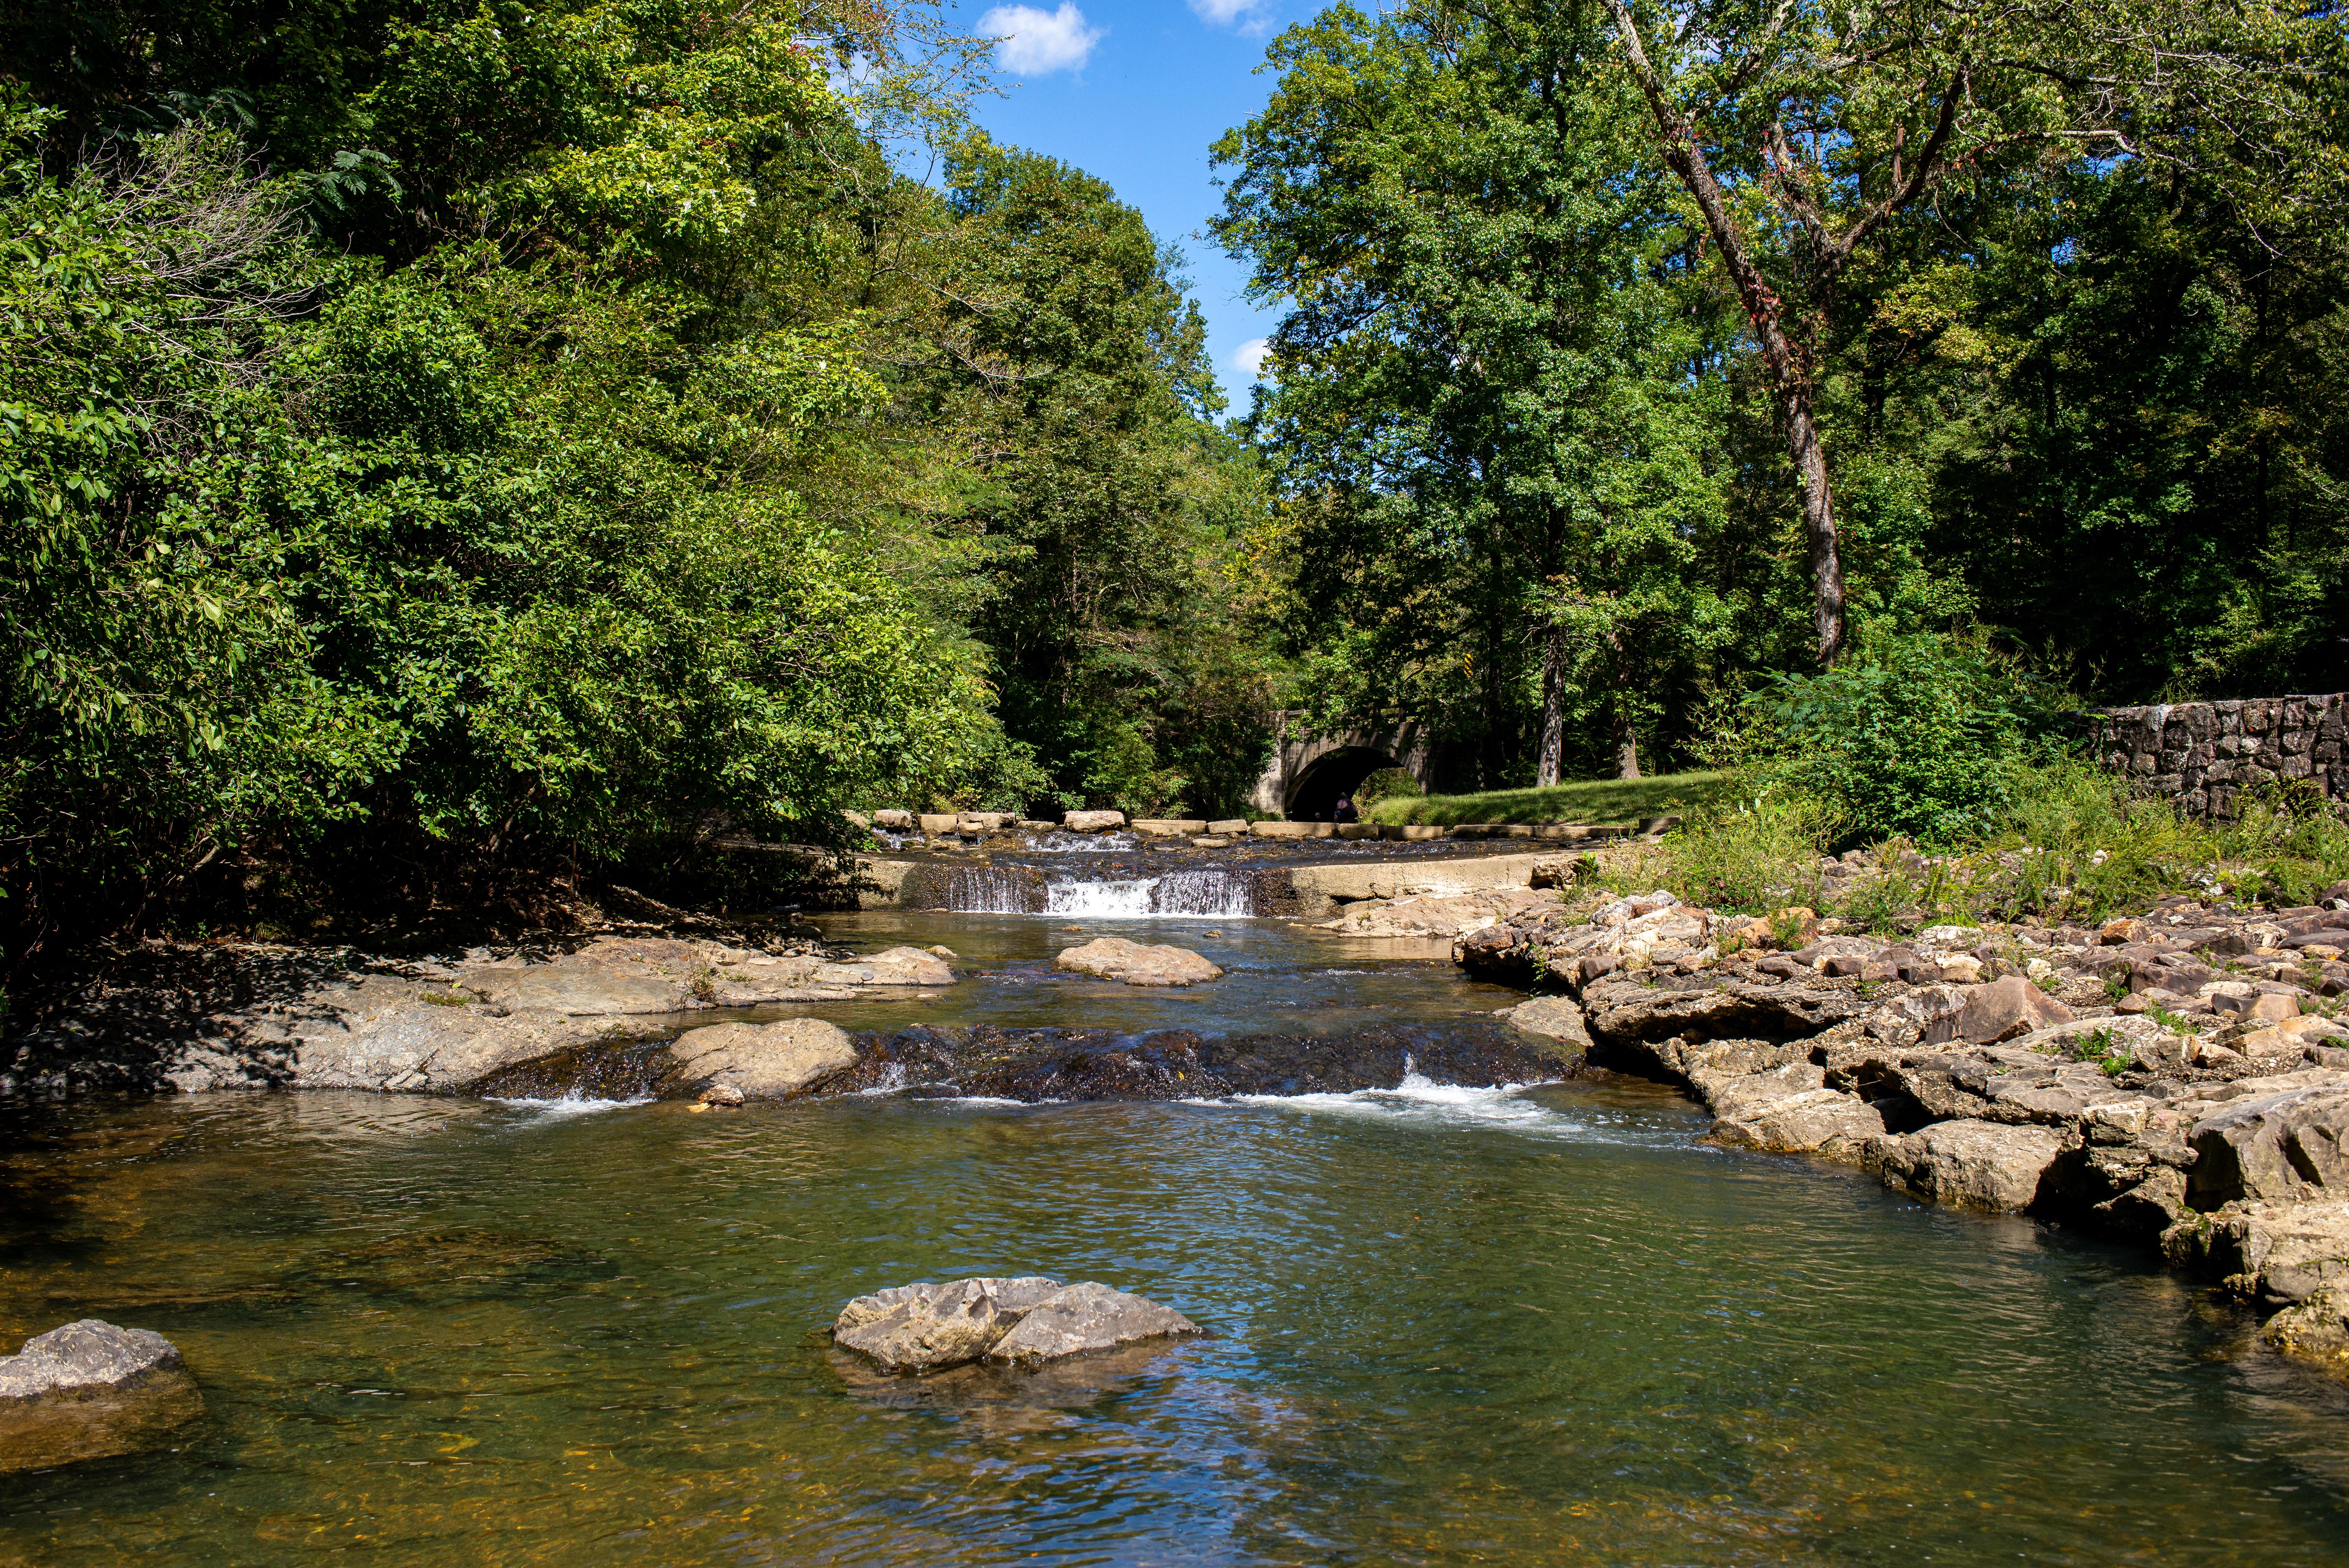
<box><xmin>668</xmin><ymin>1017</ymin><xmax>857</xmax><ymax>1098</ymax></box>
<box><xmin>1056</xmin><ymin>938</ymin><xmax>1222</xmax><ymax>987</ymax></box>
<box><xmin>0</xmin><ymin>1319</ymin><xmax>201</xmax><ymax>1472</ymax></box>
<box><xmin>832</xmin><ymin>1276</ymin><xmax>1200</xmax><ymax>1375</ymax></box>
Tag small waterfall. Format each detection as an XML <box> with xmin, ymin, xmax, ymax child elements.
<box><xmin>1043</xmin><ymin>868</ymin><xmax>1256</xmax><ymax>918</ymax></box>
<box><xmin>898</xmin><ymin>863</ymin><xmax>1046</xmax><ymax>914</ymax></box>
<box><xmin>898</xmin><ymin>860</ymin><xmax>1266</xmax><ymax>916</ymax></box>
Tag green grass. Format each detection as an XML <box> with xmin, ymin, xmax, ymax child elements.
<box><xmin>1362</xmin><ymin>771</ymin><xmax>1735</xmax><ymax>827</ymax></box>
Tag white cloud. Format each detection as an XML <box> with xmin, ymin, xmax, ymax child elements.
<box><xmin>1189</xmin><ymin>0</ymin><xmax>1276</xmax><ymax>29</ymax></box>
<box><xmin>980</xmin><ymin>3</ymin><xmax>1105</xmax><ymax>74</ymax></box>
<box><xmin>1231</xmin><ymin>337</ymin><xmax>1271</xmax><ymax>378</ymax></box>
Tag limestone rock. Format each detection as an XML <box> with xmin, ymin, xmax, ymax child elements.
<box><xmin>1324</xmin><ymin>888</ymin><xmax>1559</xmax><ymax>939</ymax></box>
<box><xmin>832</xmin><ymin>1277</ymin><xmax>1198</xmax><ymax>1376</ymax></box>
<box><xmin>2187</xmin><ymin>1085</ymin><xmax>2349</xmax><ymax>1206</ymax></box>
<box><xmin>669</xmin><ymin>1018</ymin><xmax>856</xmax><ymax>1098</ymax></box>
<box><xmin>988</xmin><ymin>1281</ymin><xmax>1203</xmax><ymax>1367</ymax></box>
<box><xmin>1711</xmin><ymin>1090</ymin><xmax>1886</xmax><ymax>1157</ymax></box>
<box><xmin>814</xmin><ymin>946</ymin><xmax>954</xmax><ymax>987</ymax></box>
<box><xmin>0</xmin><ymin>1320</ymin><xmax>181</xmax><ymax>1403</ymax></box>
<box><xmin>1866</xmin><ymin>1119</ymin><xmax>2064</xmax><ymax>1212</ymax></box>
<box><xmin>834</xmin><ymin>1278</ymin><xmax>1032</xmax><ymax>1374</ymax></box>
<box><xmin>0</xmin><ymin>1320</ymin><xmax>201</xmax><ymax>1473</ymax></box>
<box><xmin>1062</xmin><ymin>810</ymin><xmax>1127</xmax><ymax>833</ymax></box>
<box><xmin>2167</xmin><ymin>1199</ymin><xmax>2349</xmax><ymax>1303</ymax></box>
<box><xmin>1921</xmin><ymin>976</ymin><xmax>2074</xmax><ymax>1045</ymax></box>
<box><xmin>2260</xmin><ymin>1285</ymin><xmax>2349</xmax><ymax>1379</ymax></box>
<box><xmin>1581</xmin><ymin>976</ymin><xmax>1861</xmax><ymax>1055</ymax></box>
<box><xmin>1503</xmin><ymin>996</ymin><xmax>1590</xmax><ymax>1049</ymax></box>
<box><xmin>1056</xmin><ymin>937</ymin><xmax>1223</xmax><ymax>987</ymax></box>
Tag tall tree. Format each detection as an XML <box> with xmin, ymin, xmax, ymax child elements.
<box><xmin>1595</xmin><ymin>0</ymin><xmax>2342</xmax><ymax>664</ymax></box>
<box><xmin>1215</xmin><ymin>0</ymin><xmax>1727</xmax><ymax>782</ymax></box>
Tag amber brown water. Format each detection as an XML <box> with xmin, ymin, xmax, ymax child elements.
<box><xmin>4</xmin><ymin>917</ymin><xmax>2348</xmax><ymax>1564</ymax></box>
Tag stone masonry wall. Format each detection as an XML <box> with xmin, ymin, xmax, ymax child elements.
<box><xmin>2085</xmin><ymin>694</ymin><xmax>2349</xmax><ymax>816</ymax></box>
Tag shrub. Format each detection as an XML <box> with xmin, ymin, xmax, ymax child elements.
<box><xmin>1747</xmin><ymin>632</ymin><xmax>2066</xmax><ymax>848</ymax></box>
<box><xmin>1622</xmin><ymin>791</ymin><xmax>1839</xmax><ymax>915</ymax></box>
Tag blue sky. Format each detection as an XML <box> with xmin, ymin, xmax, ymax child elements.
<box><xmin>951</xmin><ymin>0</ymin><xmax>1303</xmax><ymax>408</ymax></box>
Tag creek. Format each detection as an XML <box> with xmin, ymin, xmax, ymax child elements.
<box><xmin>4</xmin><ymin>870</ymin><xmax>2349</xmax><ymax>1564</ymax></box>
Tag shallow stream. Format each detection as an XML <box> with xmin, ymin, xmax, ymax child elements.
<box><xmin>5</xmin><ymin>903</ymin><xmax>2349</xmax><ymax>1564</ymax></box>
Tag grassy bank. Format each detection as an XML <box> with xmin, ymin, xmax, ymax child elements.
<box><xmin>1363</xmin><ymin>772</ymin><xmax>1734</xmax><ymax>827</ymax></box>
<box><xmin>1596</xmin><ymin>764</ymin><xmax>2349</xmax><ymax>928</ymax></box>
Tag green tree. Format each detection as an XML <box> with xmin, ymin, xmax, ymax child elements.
<box><xmin>942</xmin><ymin>134</ymin><xmax>1272</xmax><ymax>815</ymax></box>
<box><xmin>1214</xmin><ymin>0</ymin><xmax>1730</xmax><ymax>784</ymax></box>
<box><xmin>1595</xmin><ymin>0</ymin><xmax>2345</xmax><ymax>664</ymax></box>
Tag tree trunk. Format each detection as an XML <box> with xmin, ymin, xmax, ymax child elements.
<box><xmin>1609</xmin><ymin>627</ymin><xmax>1639</xmax><ymax>780</ymax></box>
<box><xmin>1536</xmin><ymin>620</ymin><xmax>1567</xmax><ymax>788</ymax></box>
<box><xmin>1600</xmin><ymin>0</ymin><xmax>1845</xmax><ymax>665</ymax></box>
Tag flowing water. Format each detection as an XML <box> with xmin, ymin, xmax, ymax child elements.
<box><xmin>5</xmin><ymin>911</ymin><xmax>2349</xmax><ymax>1565</ymax></box>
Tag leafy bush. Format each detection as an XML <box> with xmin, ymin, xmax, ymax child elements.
<box><xmin>1616</xmin><ymin>791</ymin><xmax>1839</xmax><ymax>915</ymax></box>
<box><xmin>1747</xmin><ymin>633</ymin><xmax>2067</xmax><ymax>848</ymax></box>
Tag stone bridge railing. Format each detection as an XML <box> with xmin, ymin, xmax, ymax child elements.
<box><xmin>2086</xmin><ymin>694</ymin><xmax>2348</xmax><ymax>817</ymax></box>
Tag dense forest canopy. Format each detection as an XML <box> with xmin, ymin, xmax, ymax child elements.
<box><xmin>1</xmin><ymin>0</ymin><xmax>2345</xmax><ymax>987</ymax></box>
<box><xmin>1215</xmin><ymin>0</ymin><xmax>2349</xmax><ymax>785</ymax></box>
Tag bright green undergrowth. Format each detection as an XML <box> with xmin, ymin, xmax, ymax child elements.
<box><xmin>1609</xmin><ymin>762</ymin><xmax>2349</xmax><ymax>923</ymax></box>
<box><xmin>1362</xmin><ymin>771</ymin><xmax>1734</xmax><ymax>827</ymax></box>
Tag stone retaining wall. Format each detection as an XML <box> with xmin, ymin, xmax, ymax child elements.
<box><xmin>2086</xmin><ymin>694</ymin><xmax>2349</xmax><ymax>816</ymax></box>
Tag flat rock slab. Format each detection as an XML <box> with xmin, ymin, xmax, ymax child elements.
<box><xmin>668</xmin><ymin>1018</ymin><xmax>857</xmax><ymax>1098</ymax></box>
<box><xmin>1056</xmin><ymin>938</ymin><xmax>1223</xmax><ymax>987</ymax></box>
<box><xmin>814</xmin><ymin>946</ymin><xmax>955</xmax><ymax>987</ymax></box>
<box><xmin>832</xmin><ymin>1277</ymin><xmax>1200</xmax><ymax>1375</ymax></box>
<box><xmin>1322</xmin><ymin>889</ymin><xmax>1559</xmax><ymax>939</ymax></box>
<box><xmin>1503</xmin><ymin>996</ymin><xmax>1591</xmax><ymax>1049</ymax></box>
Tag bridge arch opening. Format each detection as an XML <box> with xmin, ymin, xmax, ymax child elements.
<box><xmin>1285</xmin><ymin>746</ymin><xmax>1402</xmax><ymax>821</ymax></box>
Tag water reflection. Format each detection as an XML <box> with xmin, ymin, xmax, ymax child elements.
<box><xmin>2</xmin><ymin>1087</ymin><xmax>2346</xmax><ymax>1564</ymax></box>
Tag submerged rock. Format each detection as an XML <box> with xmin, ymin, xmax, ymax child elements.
<box><xmin>0</xmin><ymin>1320</ymin><xmax>202</xmax><ymax>1473</ymax></box>
<box><xmin>1055</xmin><ymin>937</ymin><xmax>1223</xmax><ymax>987</ymax></box>
<box><xmin>814</xmin><ymin>1019</ymin><xmax>1572</xmax><ymax>1103</ymax></box>
<box><xmin>2259</xmin><ymin>1285</ymin><xmax>2349</xmax><ymax>1380</ymax></box>
<box><xmin>832</xmin><ymin>1277</ymin><xmax>1200</xmax><ymax>1375</ymax></box>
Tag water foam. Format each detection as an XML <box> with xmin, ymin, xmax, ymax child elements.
<box><xmin>489</xmin><ymin>1095</ymin><xmax>654</xmax><ymax>1117</ymax></box>
<box><xmin>1041</xmin><ymin>868</ymin><xmax>1254</xmax><ymax>918</ymax></box>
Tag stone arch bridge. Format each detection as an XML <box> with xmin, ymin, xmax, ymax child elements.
<box><xmin>1248</xmin><ymin>714</ymin><xmax>1436</xmax><ymax>821</ymax></box>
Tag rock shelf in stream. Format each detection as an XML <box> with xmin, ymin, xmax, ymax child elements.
<box><xmin>832</xmin><ymin>1278</ymin><xmax>1202</xmax><ymax>1376</ymax></box>
<box><xmin>3</xmin><ymin>935</ymin><xmax>953</xmax><ymax>1099</ymax></box>
<box><xmin>813</xmin><ymin>1019</ymin><xmax>1572</xmax><ymax>1103</ymax></box>
<box><xmin>1055</xmin><ymin>937</ymin><xmax>1223</xmax><ymax>986</ymax></box>
<box><xmin>1457</xmin><ymin>884</ymin><xmax>2349</xmax><ymax>1381</ymax></box>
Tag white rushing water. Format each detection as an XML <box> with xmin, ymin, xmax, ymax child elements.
<box><xmin>489</xmin><ymin>1095</ymin><xmax>654</xmax><ymax>1117</ymax></box>
<box><xmin>1041</xmin><ymin>868</ymin><xmax>1255</xmax><ymax>918</ymax></box>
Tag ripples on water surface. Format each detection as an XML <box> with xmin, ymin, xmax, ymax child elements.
<box><xmin>6</xmin><ymin>1078</ymin><xmax>2349</xmax><ymax>1567</ymax></box>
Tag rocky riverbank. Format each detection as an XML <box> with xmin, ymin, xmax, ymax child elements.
<box><xmin>1456</xmin><ymin>878</ymin><xmax>2349</xmax><ymax>1382</ymax></box>
<box><xmin>0</xmin><ymin>930</ymin><xmax>952</xmax><ymax>1099</ymax></box>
